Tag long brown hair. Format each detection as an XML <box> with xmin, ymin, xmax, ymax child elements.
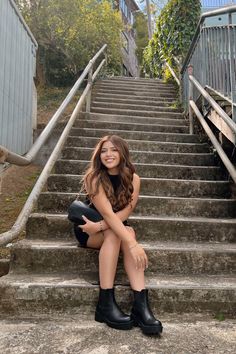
<box><xmin>82</xmin><ymin>135</ymin><xmax>135</xmax><ymax>211</ymax></box>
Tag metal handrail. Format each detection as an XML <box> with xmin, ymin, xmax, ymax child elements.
<box><xmin>0</xmin><ymin>44</ymin><xmax>107</xmax><ymax>166</ymax></box>
<box><xmin>189</xmin><ymin>75</ymin><xmax>236</xmax><ymax>134</ymax></box>
<box><xmin>190</xmin><ymin>100</ymin><xmax>236</xmax><ymax>183</ymax></box>
<box><xmin>164</xmin><ymin>61</ymin><xmax>180</xmax><ymax>86</ymax></box>
<box><xmin>181</xmin><ymin>5</ymin><xmax>236</xmax><ymax>74</ymax></box>
<box><xmin>0</xmin><ymin>45</ymin><xmax>107</xmax><ymax>246</ymax></box>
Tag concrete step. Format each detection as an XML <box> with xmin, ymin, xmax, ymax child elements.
<box><xmin>66</xmin><ymin>136</ymin><xmax>210</xmax><ymax>154</ymax></box>
<box><xmin>93</xmin><ymin>92</ymin><xmax>176</xmax><ymax>102</ymax></box>
<box><xmin>9</xmin><ymin>240</ymin><xmax>236</xmax><ymax>276</ymax></box>
<box><xmin>56</xmin><ymin>158</ymin><xmax>222</xmax><ymax>180</ymax></box>
<box><xmin>92</xmin><ymin>96</ymin><xmax>176</xmax><ymax>106</ymax></box>
<box><xmin>78</xmin><ymin>112</ymin><xmax>187</xmax><ymax>126</ymax></box>
<box><xmin>27</xmin><ymin>213</ymin><xmax>236</xmax><ymax>243</ymax></box>
<box><xmin>37</xmin><ymin>192</ymin><xmax>236</xmax><ymax>218</ymax></box>
<box><xmin>70</xmin><ymin>127</ymin><xmax>201</xmax><ymax>144</ymax></box>
<box><xmin>94</xmin><ymin>84</ymin><xmax>177</xmax><ymax>94</ymax></box>
<box><xmin>97</xmin><ymin>79</ymin><xmax>176</xmax><ymax>88</ymax></box>
<box><xmin>75</xmin><ymin>119</ymin><xmax>189</xmax><ymax>133</ymax></box>
<box><xmin>90</xmin><ymin>107</ymin><xmax>183</xmax><ymax>119</ymax></box>
<box><xmin>61</xmin><ymin>147</ymin><xmax>216</xmax><ymax>166</ymax></box>
<box><xmin>47</xmin><ymin>175</ymin><xmax>230</xmax><ymax>198</ymax></box>
<box><xmin>55</xmin><ymin>159</ymin><xmax>222</xmax><ymax>180</ymax></box>
<box><xmin>0</xmin><ymin>273</ymin><xmax>235</xmax><ymax>315</ymax></box>
<box><xmin>93</xmin><ymin>88</ymin><xmax>177</xmax><ymax>99</ymax></box>
<box><xmin>92</xmin><ymin>101</ymin><xmax>182</xmax><ymax>113</ymax></box>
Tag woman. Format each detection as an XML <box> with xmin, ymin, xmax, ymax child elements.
<box><xmin>74</xmin><ymin>135</ymin><xmax>163</xmax><ymax>335</ymax></box>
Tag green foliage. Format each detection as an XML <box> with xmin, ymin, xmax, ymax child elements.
<box><xmin>143</xmin><ymin>0</ymin><xmax>201</xmax><ymax>78</ymax></box>
<box><xmin>133</xmin><ymin>12</ymin><xmax>149</xmax><ymax>72</ymax></box>
<box><xmin>16</xmin><ymin>0</ymin><xmax>123</xmax><ymax>86</ymax></box>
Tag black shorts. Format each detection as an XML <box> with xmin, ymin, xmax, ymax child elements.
<box><xmin>73</xmin><ymin>220</ymin><xmax>130</xmax><ymax>248</ymax></box>
<box><xmin>73</xmin><ymin>224</ymin><xmax>89</xmax><ymax>248</ymax></box>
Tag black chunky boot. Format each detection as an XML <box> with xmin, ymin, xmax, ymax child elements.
<box><xmin>95</xmin><ymin>288</ymin><xmax>133</xmax><ymax>330</ymax></box>
<box><xmin>131</xmin><ymin>289</ymin><xmax>163</xmax><ymax>335</ymax></box>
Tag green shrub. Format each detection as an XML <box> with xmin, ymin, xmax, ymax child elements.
<box><xmin>143</xmin><ymin>0</ymin><xmax>201</xmax><ymax>78</ymax></box>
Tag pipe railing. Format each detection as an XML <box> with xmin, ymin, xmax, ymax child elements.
<box><xmin>160</xmin><ymin>6</ymin><xmax>236</xmax><ymax>183</ymax></box>
<box><xmin>181</xmin><ymin>5</ymin><xmax>236</xmax><ymax>121</ymax></box>
<box><xmin>0</xmin><ymin>44</ymin><xmax>107</xmax><ymax>166</ymax></box>
<box><xmin>0</xmin><ymin>45</ymin><xmax>107</xmax><ymax>246</ymax></box>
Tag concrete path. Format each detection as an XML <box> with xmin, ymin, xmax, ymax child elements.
<box><xmin>0</xmin><ymin>313</ymin><xmax>235</xmax><ymax>354</ymax></box>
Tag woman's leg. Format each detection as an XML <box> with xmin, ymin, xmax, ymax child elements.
<box><xmin>121</xmin><ymin>227</ymin><xmax>145</xmax><ymax>291</ymax></box>
<box><xmin>98</xmin><ymin>229</ymin><xmax>121</xmax><ymax>289</ymax></box>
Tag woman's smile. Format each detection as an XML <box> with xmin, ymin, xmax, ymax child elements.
<box><xmin>100</xmin><ymin>141</ymin><xmax>120</xmax><ymax>173</ymax></box>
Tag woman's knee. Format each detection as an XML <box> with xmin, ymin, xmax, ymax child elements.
<box><xmin>103</xmin><ymin>228</ymin><xmax>121</xmax><ymax>247</ymax></box>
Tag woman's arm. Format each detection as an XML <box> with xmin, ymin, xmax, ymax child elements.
<box><xmin>99</xmin><ymin>173</ymin><xmax>140</xmax><ymax>231</ymax></box>
<box><xmin>81</xmin><ymin>174</ymin><xmax>147</xmax><ymax>270</ymax></box>
<box><xmin>80</xmin><ymin>174</ymin><xmax>140</xmax><ymax>234</ymax></box>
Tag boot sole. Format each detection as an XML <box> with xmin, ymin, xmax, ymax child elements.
<box><xmin>132</xmin><ymin>315</ymin><xmax>163</xmax><ymax>335</ymax></box>
<box><xmin>95</xmin><ymin>311</ymin><xmax>134</xmax><ymax>330</ymax></box>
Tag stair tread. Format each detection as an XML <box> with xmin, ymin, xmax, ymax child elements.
<box><xmin>50</xmin><ymin>173</ymin><xmax>228</xmax><ymax>183</ymax></box>
<box><xmin>72</xmin><ymin>127</ymin><xmax>198</xmax><ymax>138</ymax></box>
<box><xmin>2</xmin><ymin>273</ymin><xmax>236</xmax><ymax>289</ymax></box>
<box><xmin>60</xmin><ymin>158</ymin><xmax>220</xmax><ymax>170</ymax></box>
<box><xmin>41</xmin><ymin>190</ymin><xmax>236</xmax><ymax>202</ymax></box>
<box><xmin>67</xmin><ymin>136</ymin><xmax>208</xmax><ymax>147</ymax></box>
<box><xmin>79</xmin><ymin>112</ymin><xmax>187</xmax><ymax>124</ymax></box>
<box><xmin>77</xmin><ymin>119</ymin><xmax>186</xmax><ymax>128</ymax></box>
<box><xmin>14</xmin><ymin>239</ymin><xmax>236</xmax><ymax>252</ymax></box>
<box><xmin>64</xmin><ymin>146</ymin><xmax>213</xmax><ymax>157</ymax></box>
<box><xmin>30</xmin><ymin>212</ymin><xmax>236</xmax><ymax>224</ymax></box>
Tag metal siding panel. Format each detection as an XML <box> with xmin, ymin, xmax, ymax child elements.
<box><xmin>0</xmin><ymin>0</ymin><xmax>37</xmax><ymax>154</ymax></box>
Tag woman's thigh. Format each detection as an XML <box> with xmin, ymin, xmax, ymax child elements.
<box><xmin>87</xmin><ymin>231</ymin><xmax>104</xmax><ymax>249</ymax></box>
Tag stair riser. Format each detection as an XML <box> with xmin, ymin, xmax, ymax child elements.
<box><xmin>26</xmin><ymin>215</ymin><xmax>236</xmax><ymax>243</ymax></box>
<box><xmin>93</xmin><ymin>87</ymin><xmax>177</xmax><ymax>97</ymax></box>
<box><xmin>55</xmin><ymin>160</ymin><xmax>221</xmax><ymax>180</ymax></box>
<box><xmin>95</xmin><ymin>81</ymin><xmax>176</xmax><ymax>89</ymax></box>
<box><xmin>37</xmin><ymin>193</ymin><xmax>236</xmax><ymax>218</ymax></box>
<box><xmin>92</xmin><ymin>97</ymin><xmax>176</xmax><ymax>106</ymax></box>
<box><xmin>10</xmin><ymin>246</ymin><xmax>236</xmax><ymax>276</ymax></box>
<box><xmin>47</xmin><ymin>175</ymin><xmax>230</xmax><ymax>198</ymax></box>
<box><xmin>75</xmin><ymin>120</ymin><xmax>189</xmax><ymax>133</ymax></box>
<box><xmin>93</xmin><ymin>90</ymin><xmax>177</xmax><ymax>99</ymax></box>
<box><xmin>91</xmin><ymin>107</ymin><xmax>183</xmax><ymax>119</ymax></box>
<box><xmin>93</xmin><ymin>92</ymin><xmax>176</xmax><ymax>102</ymax></box>
<box><xmin>61</xmin><ymin>148</ymin><xmax>216</xmax><ymax>166</ymax></box>
<box><xmin>78</xmin><ymin>112</ymin><xmax>187</xmax><ymax>126</ymax></box>
<box><xmin>70</xmin><ymin>128</ymin><xmax>200</xmax><ymax>143</ymax></box>
<box><xmin>66</xmin><ymin>137</ymin><xmax>209</xmax><ymax>153</ymax></box>
<box><xmin>1</xmin><ymin>285</ymin><xmax>235</xmax><ymax>315</ymax></box>
<box><xmin>92</xmin><ymin>102</ymin><xmax>182</xmax><ymax>113</ymax></box>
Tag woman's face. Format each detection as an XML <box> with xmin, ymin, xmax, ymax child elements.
<box><xmin>100</xmin><ymin>140</ymin><xmax>121</xmax><ymax>174</ymax></box>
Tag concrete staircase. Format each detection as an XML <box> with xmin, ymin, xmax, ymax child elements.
<box><xmin>0</xmin><ymin>77</ymin><xmax>236</xmax><ymax>316</ymax></box>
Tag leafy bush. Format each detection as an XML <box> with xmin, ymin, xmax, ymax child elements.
<box><xmin>16</xmin><ymin>0</ymin><xmax>123</xmax><ymax>86</ymax></box>
<box><xmin>143</xmin><ymin>0</ymin><xmax>201</xmax><ymax>78</ymax></box>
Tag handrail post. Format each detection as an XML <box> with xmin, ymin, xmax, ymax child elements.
<box><xmin>228</xmin><ymin>13</ymin><xmax>236</xmax><ymax>122</ymax></box>
<box><xmin>188</xmin><ymin>64</ymin><xmax>194</xmax><ymax>134</ymax></box>
<box><xmin>86</xmin><ymin>64</ymin><xmax>93</xmax><ymax>113</ymax></box>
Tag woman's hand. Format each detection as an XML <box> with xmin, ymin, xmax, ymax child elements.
<box><xmin>129</xmin><ymin>242</ymin><xmax>148</xmax><ymax>271</ymax></box>
<box><xmin>78</xmin><ymin>215</ymin><xmax>100</xmax><ymax>235</ymax></box>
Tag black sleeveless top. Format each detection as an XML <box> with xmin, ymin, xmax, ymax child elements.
<box><xmin>86</xmin><ymin>174</ymin><xmax>129</xmax><ymax>225</ymax></box>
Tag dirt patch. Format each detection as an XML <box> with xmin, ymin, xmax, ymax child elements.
<box><xmin>0</xmin><ymin>164</ymin><xmax>41</xmax><ymax>258</ymax></box>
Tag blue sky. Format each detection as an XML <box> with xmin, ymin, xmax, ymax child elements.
<box><xmin>135</xmin><ymin>0</ymin><xmax>236</xmax><ymax>10</ymax></box>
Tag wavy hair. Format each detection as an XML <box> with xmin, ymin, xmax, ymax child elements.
<box><xmin>82</xmin><ymin>135</ymin><xmax>135</xmax><ymax>211</ymax></box>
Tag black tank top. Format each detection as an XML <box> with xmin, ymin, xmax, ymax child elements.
<box><xmin>86</xmin><ymin>174</ymin><xmax>129</xmax><ymax>225</ymax></box>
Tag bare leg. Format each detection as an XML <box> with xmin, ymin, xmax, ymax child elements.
<box><xmin>121</xmin><ymin>227</ymin><xmax>145</xmax><ymax>291</ymax></box>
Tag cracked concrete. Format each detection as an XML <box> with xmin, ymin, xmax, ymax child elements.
<box><xmin>0</xmin><ymin>314</ymin><xmax>235</xmax><ymax>354</ymax></box>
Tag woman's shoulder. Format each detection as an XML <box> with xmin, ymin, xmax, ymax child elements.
<box><xmin>132</xmin><ymin>173</ymin><xmax>140</xmax><ymax>184</ymax></box>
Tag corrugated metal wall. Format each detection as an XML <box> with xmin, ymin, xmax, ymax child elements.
<box><xmin>0</xmin><ymin>0</ymin><xmax>37</xmax><ymax>155</ymax></box>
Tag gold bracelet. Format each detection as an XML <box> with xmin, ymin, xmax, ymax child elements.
<box><xmin>129</xmin><ymin>242</ymin><xmax>138</xmax><ymax>250</ymax></box>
